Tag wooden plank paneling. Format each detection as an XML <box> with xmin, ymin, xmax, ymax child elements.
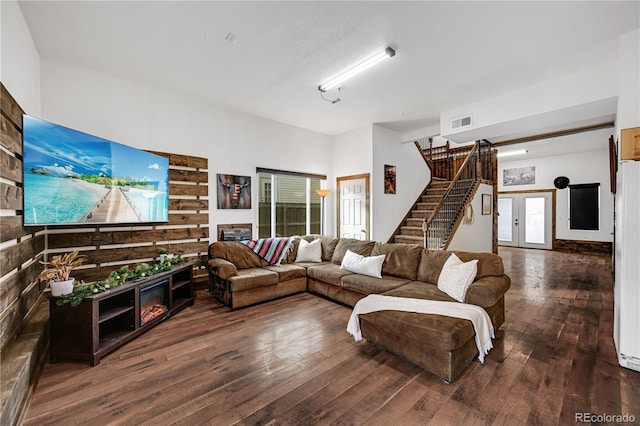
<box><xmin>0</xmin><ymin>83</ymin><xmax>24</xmax><ymax>132</ymax></box>
<box><xmin>1</xmin><ymin>112</ymin><xmax>23</xmax><ymax>156</ymax></box>
<box><xmin>0</xmin><ymin>83</ymin><xmax>46</xmax><ymax>426</ymax></box>
<box><xmin>0</xmin><ymin>147</ymin><xmax>22</xmax><ymax>182</ymax></box>
<box><xmin>169</xmin><ymin>183</ymin><xmax>208</xmax><ymax>197</ymax></box>
<box><xmin>0</xmin><ymin>260</ymin><xmax>42</xmax><ymax>313</ymax></box>
<box><xmin>150</xmin><ymin>151</ymin><xmax>208</xmax><ymax>169</ymax></box>
<box><xmin>553</xmin><ymin>239</ymin><xmax>613</xmax><ymax>256</ymax></box>
<box><xmin>0</xmin><ymin>181</ymin><xmax>22</xmax><ymax>210</ymax></box>
<box><xmin>169</xmin><ymin>169</ymin><xmax>208</xmax><ymax>183</ymax></box>
<box><xmin>169</xmin><ymin>212</ymin><xmax>209</xmax><ymax>225</ymax></box>
<box><xmin>0</xmin><ymin>234</ymin><xmax>45</xmax><ymax>276</ymax></box>
<box><xmin>48</xmin><ymin>227</ymin><xmax>208</xmax><ymax>249</ymax></box>
<box><xmin>0</xmin><ymin>217</ymin><xmax>41</xmax><ymax>243</ymax></box>
<box><xmin>85</xmin><ymin>241</ymin><xmax>209</xmax><ymax>265</ymax></box>
<box><xmin>169</xmin><ymin>198</ymin><xmax>209</xmax><ymax>211</ymax></box>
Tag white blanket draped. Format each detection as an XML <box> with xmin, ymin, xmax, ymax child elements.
<box><xmin>346</xmin><ymin>294</ymin><xmax>495</xmax><ymax>363</ymax></box>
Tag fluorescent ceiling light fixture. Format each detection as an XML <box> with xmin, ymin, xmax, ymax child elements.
<box><xmin>319</xmin><ymin>47</ymin><xmax>396</xmax><ymax>92</ymax></box>
<box><xmin>497</xmin><ymin>149</ymin><xmax>528</xmax><ymax>158</ymax></box>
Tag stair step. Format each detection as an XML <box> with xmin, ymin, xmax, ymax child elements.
<box><xmin>422</xmin><ymin>195</ymin><xmax>442</xmax><ymax>202</ymax></box>
<box><xmin>415</xmin><ymin>203</ymin><xmax>435</xmax><ymax>211</ymax></box>
<box><xmin>406</xmin><ymin>218</ymin><xmax>424</xmax><ymax>227</ymax></box>
<box><xmin>400</xmin><ymin>226</ymin><xmax>423</xmax><ymax>237</ymax></box>
<box><xmin>411</xmin><ymin>210</ymin><xmax>430</xmax><ymax>219</ymax></box>
<box><xmin>394</xmin><ymin>235</ymin><xmax>423</xmax><ymax>245</ymax></box>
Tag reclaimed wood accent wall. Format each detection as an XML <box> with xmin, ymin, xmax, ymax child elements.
<box><xmin>0</xmin><ymin>83</ymin><xmax>46</xmax><ymax>352</ymax></box>
<box><xmin>1</xmin><ymin>83</ymin><xmax>49</xmax><ymax>426</ymax></box>
<box><xmin>0</xmin><ymin>82</ymin><xmax>210</xmax><ymax>424</ymax></box>
<box><xmin>46</xmin><ymin>154</ymin><xmax>210</xmax><ymax>288</ymax></box>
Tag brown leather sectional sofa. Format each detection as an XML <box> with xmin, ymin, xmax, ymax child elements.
<box><xmin>207</xmin><ymin>235</ymin><xmax>511</xmax><ymax>381</ymax></box>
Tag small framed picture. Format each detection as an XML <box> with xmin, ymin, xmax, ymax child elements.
<box><xmin>482</xmin><ymin>194</ymin><xmax>492</xmax><ymax>215</ymax></box>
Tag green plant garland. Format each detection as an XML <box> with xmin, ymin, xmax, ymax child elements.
<box><xmin>56</xmin><ymin>254</ymin><xmax>185</xmax><ymax>307</ymax></box>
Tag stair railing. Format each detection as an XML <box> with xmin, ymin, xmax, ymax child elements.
<box><xmin>422</xmin><ymin>140</ymin><xmax>493</xmax><ymax>250</ymax></box>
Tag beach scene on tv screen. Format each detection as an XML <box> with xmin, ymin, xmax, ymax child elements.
<box><xmin>23</xmin><ymin>116</ymin><xmax>169</xmax><ymax>225</ymax></box>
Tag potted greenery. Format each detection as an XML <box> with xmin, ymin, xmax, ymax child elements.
<box><xmin>39</xmin><ymin>251</ymin><xmax>88</xmax><ymax>297</ymax></box>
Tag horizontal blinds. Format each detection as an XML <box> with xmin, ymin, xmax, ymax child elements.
<box><xmin>256</xmin><ymin>167</ymin><xmax>326</xmax><ymax>180</ymax></box>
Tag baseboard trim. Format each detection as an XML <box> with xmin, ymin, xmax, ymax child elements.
<box><xmin>553</xmin><ymin>239</ymin><xmax>612</xmax><ymax>255</ymax></box>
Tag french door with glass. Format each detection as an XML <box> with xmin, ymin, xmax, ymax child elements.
<box><xmin>498</xmin><ymin>192</ymin><xmax>552</xmax><ymax>249</ymax></box>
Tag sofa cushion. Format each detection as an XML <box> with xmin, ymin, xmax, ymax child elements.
<box><xmin>437</xmin><ymin>253</ymin><xmax>478</xmax><ymax>302</ymax></box>
<box><xmin>319</xmin><ymin>236</ymin><xmax>339</xmax><ymax>261</ymax></box>
<box><xmin>382</xmin><ymin>281</ymin><xmax>457</xmax><ymax>302</ymax></box>
<box><xmin>228</xmin><ymin>268</ymin><xmax>279</xmax><ymax>292</ymax></box>
<box><xmin>416</xmin><ymin>250</ymin><xmax>452</xmax><ymax>284</ymax></box>
<box><xmin>331</xmin><ymin>239</ymin><xmax>375</xmax><ymax>265</ymax></box>
<box><xmin>372</xmin><ymin>243</ymin><xmax>423</xmax><ymax>281</ymax></box>
<box><xmin>209</xmin><ymin>241</ymin><xmax>263</xmax><ymax>269</ymax></box>
<box><xmin>340</xmin><ymin>250</ymin><xmax>386</xmax><ymax>278</ymax></box>
<box><xmin>454</xmin><ymin>251</ymin><xmax>504</xmax><ymax>278</ymax></box>
<box><xmin>263</xmin><ymin>264</ymin><xmax>307</xmax><ymax>282</ymax></box>
<box><xmin>295</xmin><ymin>238</ymin><xmax>323</xmax><ymax>262</ymax></box>
<box><xmin>307</xmin><ymin>263</ymin><xmax>354</xmax><ymax>286</ymax></box>
<box><xmin>342</xmin><ymin>274</ymin><xmax>411</xmax><ymax>295</ymax></box>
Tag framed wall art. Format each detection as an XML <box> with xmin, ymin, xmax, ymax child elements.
<box><xmin>503</xmin><ymin>166</ymin><xmax>535</xmax><ymax>186</ymax></box>
<box><xmin>482</xmin><ymin>194</ymin><xmax>492</xmax><ymax>215</ymax></box>
<box><xmin>384</xmin><ymin>164</ymin><xmax>396</xmax><ymax>194</ymax></box>
<box><xmin>217</xmin><ymin>174</ymin><xmax>251</xmax><ymax>209</ymax></box>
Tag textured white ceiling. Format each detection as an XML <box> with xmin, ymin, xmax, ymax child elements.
<box><xmin>17</xmin><ymin>1</ymin><xmax>640</xmax><ymax>136</ymax></box>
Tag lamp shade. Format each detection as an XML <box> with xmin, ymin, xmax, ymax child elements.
<box><xmin>316</xmin><ymin>189</ymin><xmax>331</xmax><ymax>197</ymax></box>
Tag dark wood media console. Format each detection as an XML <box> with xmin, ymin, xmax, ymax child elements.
<box><xmin>48</xmin><ymin>262</ymin><xmax>194</xmax><ymax>366</ymax></box>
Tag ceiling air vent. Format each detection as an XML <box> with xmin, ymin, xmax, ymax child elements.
<box><xmin>451</xmin><ymin>115</ymin><xmax>472</xmax><ymax>130</ymax></box>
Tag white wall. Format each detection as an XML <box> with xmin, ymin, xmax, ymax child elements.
<box><xmin>498</xmin><ymin>129</ymin><xmax>614</xmax><ymax>243</ymax></box>
<box><xmin>448</xmin><ymin>183</ymin><xmax>494</xmax><ymax>253</ymax></box>
<box><xmin>372</xmin><ymin>124</ymin><xmax>431</xmax><ymax>242</ymax></box>
<box><xmin>39</xmin><ymin>60</ymin><xmax>333</xmax><ymax>240</ymax></box>
<box><xmin>440</xmin><ymin>62</ymin><xmax>619</xmax><ymax>143</ymax></box>
<box><xmin>614</xmin><ymin>29</ymin><xmax>640</xmax><ymax>371</ymax></box>
<box><xmin>0</xmin><ymin>0</ymin><xmax>40</xmax><ymax>115</ymax></box>
<box><xmin>331</xmin><ymin>125</ymin><xmax>373</xmax><ymax>237</ymax></box>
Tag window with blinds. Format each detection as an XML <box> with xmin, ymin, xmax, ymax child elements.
<box><xmin>257</xmin><ymin>168</ymin><xmax>326</xmax><ymax>238</ymax></box>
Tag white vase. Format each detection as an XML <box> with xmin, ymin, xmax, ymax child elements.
<box><xmin>50</xmin><ymin>278</ymin><xmax>75</xmax><ymax>297</ymax></box>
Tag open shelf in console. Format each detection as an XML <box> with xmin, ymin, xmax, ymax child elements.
<box><xmin>48</xmin><ymin>262</ymin><xmax>195</xmax><ymax>366</ymax></box>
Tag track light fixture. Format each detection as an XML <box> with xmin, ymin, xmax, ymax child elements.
<box><xmin>318</xmin><ymin>46</ymin><xmax>396</xmax><ymax>103</ymax></box>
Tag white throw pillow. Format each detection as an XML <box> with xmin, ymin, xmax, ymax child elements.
<box><xmin>437</xmin><ymin>253</ymin><xmax>478</xmax><ymax>302</ymax></box>
<box><xmin>295</xmin><ymin>238</ymin><xmax>322</xmax><ymax>262</ymax></box>
<box><xmin>340</xmin><ymin>249</ymin><xmax>386</xmax><ymax>279</ymax></box>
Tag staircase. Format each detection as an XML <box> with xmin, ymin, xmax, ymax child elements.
<box><xmin>390</xmin><ymin>140</ymin><xmax>495</xmax><ymax>249</ymax></box>
<box><xmin>393</xmin><ymin>179</ymin><xmax>450</xmax><ymax>245</ymax></box>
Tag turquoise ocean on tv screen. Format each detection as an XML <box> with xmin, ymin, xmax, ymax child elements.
<box><xmin>24</xmin><ymin>174</ymin><xmax>109</xmax><ymax>224</ymax></box>
<box><xmin>24</xmin><ymin>174</ymin><xmax>168</xmax><ymax>224</ymax></box>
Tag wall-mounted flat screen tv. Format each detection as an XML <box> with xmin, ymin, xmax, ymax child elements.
<box><xmin>23</xmin><ymin>115</ymin><xmax>169</xmax><ymax>226</ymax></box>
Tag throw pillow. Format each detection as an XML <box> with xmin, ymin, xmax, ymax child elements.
<box><xmin>340</xmin><ymin>249</ymin><xmax>386</xmax><ymax>279</ymax></box>
<box><xmin>437</xmin><ymin>253</ymin><xmax>478</xmax><ymax>302</ymax></box>
<box><xmin>295</xmin><ymin>238</ymin><xmax>322</xmax><ymax>263</ymax></box>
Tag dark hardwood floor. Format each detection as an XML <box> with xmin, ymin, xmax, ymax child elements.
<box><xmin>24</xmin><ymin>248</ymin><xmax>640</xmax><ymax>425</ymax></box>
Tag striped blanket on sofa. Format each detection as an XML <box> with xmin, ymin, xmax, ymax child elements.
<box><xmin>240</xmin><ymin>237</ymin><xmax>295</xmax><ymax>266</ymax></box>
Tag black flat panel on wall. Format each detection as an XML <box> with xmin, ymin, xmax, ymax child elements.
<box><xmin>569</xmin><ymin>183</ymin><xmax>600</xmax><ymax>230</ymax></box>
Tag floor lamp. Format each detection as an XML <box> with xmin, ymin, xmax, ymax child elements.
<box><xmin>316</xmin><ymin>189</ymin><xmax>331</xmax><ymax>235</ymax></box>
